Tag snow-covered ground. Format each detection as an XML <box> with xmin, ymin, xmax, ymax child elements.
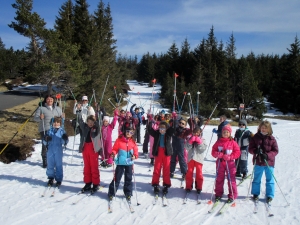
<box><xmin>0</xmin><ymin>80</ymin><xmax>299</xmax><ymax>225</ymax></box>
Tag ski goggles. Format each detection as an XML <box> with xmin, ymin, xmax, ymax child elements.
<box><xmin>159</xmin><ymin>128</ymin><xmax>166</xmax><ymax>131</ymax></box>
<box><xmin>238</xmin><ymin>123</ymin><xmax>246</xmax><ymax>126</ymax></box>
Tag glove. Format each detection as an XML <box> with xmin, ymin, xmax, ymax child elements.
<box><xmin>44</xmin><ymin>135</ymin><xmax>52</xmax><ymax>142</ymax></box>
<box><xmin>189</xmin><ymin>136</ymin><xmax>196</xmax><ymax>144</ymax></box>
<box><xmin>114</xmin><ymin>109</ymin><xmax>119</xmax><ymax>116</ymax></box>
<box><xmin>212</xmin><ymin>128</ymin><xmax>218</xmax><ymax>134</ymax></box>
<box><xmin>62</xmin><ymin>133</ymin><xmax>68</xmax><ymax>141</ymax></box>
<box><xmin>260</xmin><ymin>152</ymin><xmax>268</xmax><ymax>160</ymax></box>
<box><xmin>223</xmin><ymin>154</ymin><xmax>231</xmax><ymax>161</ymax></box>
<box><xmin>194</xmin><ymin>136</ymin><xmax>202</xmax><ymax>144</ymax></box>
<box><xmin>254</xmin><ymin>147</ymin><xmax>261</xmax><ymax>155</ymax></box>
<box><xmin>217</xmin><ymin>152</ymin><xmax>224</xmax><ymax>159</ymax></box>
<box><xmin>172</xmin><ymin>111</ymin><xmax>177</xmax><ymax>118</ymax></box>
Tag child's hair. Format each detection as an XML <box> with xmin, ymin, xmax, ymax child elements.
<box><xmin>258</xmin><ymin>120</ymin><xmax>273</xmax><ymax>135</ymax></box>
<box><xmin>159</xmin><ymin>121</ymin><xmax>169</xmax><ymax>128</ymax></box>
<box><xmin>220</xmin><ymin>115</ymin><xmax>227</xmax><ymax>120</ymax></box>
<box><xmin>193</xmin><ymin>127</ymin><xmax>202</xmax><ymax>134</ymax></box>
<box><xmin>87</xmin><ymin>115</ymin><xmax>96</xmax><ymax>122</ymax></box>
<box><xmin>120</xmin><ymin>109</ymin><xmax>125</xmax><ymax>113</ymax></box>
<box><xmin>154</xmin><ymin>115</ymin><xmax>159</xmax><ymax>120</ymax></box>
<box><xmin>53</xmin><ymin>116</ymin><xmax>62</xmax><ymax>124</ymax></box>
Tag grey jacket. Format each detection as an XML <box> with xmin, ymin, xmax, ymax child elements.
<box><xmin>34</xmin><ymin>105</ymin><xmax>63</xmax><ymax>132</ymax></box>
<box><xmin>185</xmin><ymin>138</ymin><xmax>207</xmax><ymax>164</ymax></box>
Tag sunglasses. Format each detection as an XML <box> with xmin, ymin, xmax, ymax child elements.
<box><xmin>239</xmin><ymin>124</ymin><xmax>245</xmax><ymax>126</ymax></box>
<box><xmin>126</xmin><ymin>130</ymin><xmax>134</xmax><ymax>135</ymax></box>
<box><xmin>159</xmin><ymin>128</ymin><xmax>166</xmax><ymax>131</ymax></box>
<box><xmin>179</xmin><ymin>122</ymin><xmax>186</xmax><ymax>126</ymax></box>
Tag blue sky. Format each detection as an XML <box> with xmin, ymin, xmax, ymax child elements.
<box><xmin>1</xmin><ymin>0</ymin><xmax>299</xmax><ymax>60</ymax></box>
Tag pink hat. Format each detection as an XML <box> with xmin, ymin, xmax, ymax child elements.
<box><xmin>222</xmin><ymin>125</ymin><xmax>232</xmax><ymax>134</ymax></box>
<box><xmin>126</xmin><ymin>112</ymin><xmax>132</xmax><ymax>117</ymax></box>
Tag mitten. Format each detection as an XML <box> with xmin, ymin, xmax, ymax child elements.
<box><xmin>212</xmin><ymin>128</ymin><xmax>218</xmax><ymax>134</ymax></box>
<box><xmin>45</xmin><ymin>135</ymin><xmax>52</xmax><ymax>142</ymax></box>
<box><xmin>223</xmin><ymin>154</ymin><xmax>231</xmax><ymax>161</ymax></box>
<box><xmin>261</xmin><ymin>152</ymin><xmax>268</xmax><ymax>160</ymax></box>
<box><xmin>114</xmin><ymin>109</ymin><xmax>119</xmax><ymax>116</ymax></box>
<box><xmin>172</xmin><ymin>111</ymin><xmax>177</xmax><ymax>118</ymax></box>
<box><xmin>194</xmin><ymin>136</ymin><xmax>202</xmax><ymax>144</ymax></box>
<box><xmin>217</xmin><ymin>152</ymin><xmax>224</xmax><ymax>159</ymax></box>
<box><xmin>254</xmin><ymin>147</ymin><xmax>261</xmax><ymax>154</ymax></box>
<box><xmin>189</xmin><ymin>136</ymin><xmax>196</xmax><ymax>144</ymax></box>
<box><xmin>62</xmin><ymin>133</ymin><xmax>68</xmax><ymax>141</ymax></box>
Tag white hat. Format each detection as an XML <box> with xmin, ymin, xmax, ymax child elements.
<box><xmin>82</xmin><ymin>96</ymin><xmax>88</xmax><ymax>101</ymax></box>
<box><xmin>103</xmin><ymin>116</ymin><xmax>110</xmax><ymax>122</ymax></box>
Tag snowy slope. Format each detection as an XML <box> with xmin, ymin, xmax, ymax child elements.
<box><xmin>0</xmin><ymin>80</ymin><xmax>299</xmax><ymax>225</ymax></box>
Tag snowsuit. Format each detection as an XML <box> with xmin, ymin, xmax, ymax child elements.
<box><xmin>170</xmin><ymin>125</ymin><xmax>192</xmax><ymax>176</ymax></box>
<box><xmin>108</xmin><ymin>136</ymin><xmax>139</xmax><ymax>197</ymax></box>
<box><xmin>148</xmin><ymin>122</ymin><xmax>159</xmax><ymax>158</ymax></box>
<box><xmin>211</xmin><ymin>137</ymin><xmax>241</xmax><ymax>199</ymax></box>
<box><xmin>249</xmin><ymin>133</ymin><xmax>279</xmax><ymax>199</ymax></box>
<box><xmin>185</xmin><ymin>138</ymin><xmax>207</xmax><ymax>191</ymax></box>
<box><xmin>130</xmin><ymin>104</ymin><xmax>144</xmax><ymax>143</ymax></box>
<box><xmin>234</xmin><ymin>128</ymin><xmax>252</xmax><ymax>176</ymax></box>
<box><xmin>101</xmin><ymin>116</ymin><xmax>118</xmax><ymax>165</ymax></box>
<box><xmin>79</xmin><ymin>121</ymin><xmax>102</xmax><ymax>186</ymax></box>
<box><xmin>34</xmin><ymin>103</ymin><xmax>63</xmax><ymax>164</ymax></box>
<box><xmin>43</xmin><ymin>126</ymin><xmax>68</xmax><ymax>182</ymax></box>
<box><xmin>148</xmin><ymin>121</ymin><xmax>175</xmax><ymax>187</ymax></box>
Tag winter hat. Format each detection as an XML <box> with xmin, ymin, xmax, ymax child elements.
<box><xmin>160</xmin><ymin>110</ymin><xmax>166</xmax><ymax>114</ymax></box>
<box><xmin>222</xmin><ymin>125</ymin><xmax>232</xmax><ymax>134</ymax></box>
<box><xmin>82</xmin><ymin>96</ymin><xmax>88</xmax><ymax>101</ymax></box>
<box><xmin>239</xmin><ymin>119</ymin><xmax>247</xmax><ymax>127</ymax></box>
<box><xmin>103</xmin><ymin>116</ymin><xmax>109</xmax><ymax>122</ymax></box>
<box><xmin>126</xmin><ymin>112</ymin><xmax>132</xmax><ymax>117</ymax></box>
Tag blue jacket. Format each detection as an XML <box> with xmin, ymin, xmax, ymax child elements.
<box><xmin>130</xmin><ymin>104</ymin><xmax>144</xmax><ymax>124</ymax></box>
<box><xmin>43</xmin><ymin>127</ymin><xmax>68</xmax><ymax>148</ymax></box>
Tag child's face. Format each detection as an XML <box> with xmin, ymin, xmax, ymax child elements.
<box><xmin>193</xmin><ymin>130</ymin><xmax>201</xmax><ymax>136</ymax></box>
<box><xmin>222</xmin><ymin>130</ymin><xmax>230</xmax><ymax>138</ymax></box>
<box><xmin>159</xmin><ymin>125</ymin><xmax>166</xmax><ymax>134</ymax></box>
<box><xmin>103</xmin><ymin>120</ymin><xmax>109</xmax><ymax>126</ymax></box>
<box><xmin>261</xmin><ymin>125</ymin><xmax>268</xmax><ymax>134</ymax></box>
<box><xmin>53</xmin><ymin>121</ymin><xmax>61</xmax><ymax>128</ymax></box>
<box><xmin>87</xmin><ymin>119</ymin><xmax>94</xmax><ymax>128</ymax></box>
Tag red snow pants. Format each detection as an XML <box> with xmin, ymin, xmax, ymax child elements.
<box><xmin>82</xmin><ymin>142</ymin><xmax>100</xmax><ymax>185</ymax></box>
<box><xmin>151</xmin><ymin>147</ymin><xmax>171</xmax><ymax>187</ymax></box>
<box><xmin>185</xmin><ymin>160</ymin><xmax>203</xmax><ymax>190</ymax></box>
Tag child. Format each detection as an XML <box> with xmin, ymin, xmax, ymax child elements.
<box><xmin>148</xmin><ymin>120</ymin><xmax>175</xmax><ymax>194</ymax></box>
<box><xmin>185</xmin><ymin>127</ymin><xmax>207</xmax><ymax>194</ymax></box>
<box><xmin>117</xmin><ymin>110</ymin><xmax>126</xmax><ymax>135</ymax></box>
<box><xmin>149</xmin><ymin>115</ymin><xmax>160</xmax><ymax>165</ymax></box>
<box><xmin>211</xmin><ymin>125</ymin><xmax>240</xmax><ymax>203</ymax></box>
<box><xmin>234</xmin><ymin>119</ymin><xmax>253</xmax><ymax>178</ymax></box>
<box><xmin>108</xmin><ymin>124</ymin><xmax>139</xmax><ymax>201</ymax></box>
<box><xmin>79</xmin><ymin>115</ymin><xmax>102</xmax><ymax>194</ymax></box>
<box><xmin>212</xmin><ymin>115</ymin><xmax>229</xmax><ymax>140</ymax></box>
<box><xmin>44</xmin><ymin>117</ymin><xmax>68</xmax><ymax>187</ymax></box>
<box><xmin>100</xmin><ymin>109</ymin><xmax>118</xmax><ymax>167</ymax></box>
<box><xmin>248</xmin><ymin>120</ymin><xmax>278</xmax><ymax>203</ymax></box>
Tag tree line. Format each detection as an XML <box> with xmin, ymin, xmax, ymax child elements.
<box><xmin>0</xmin><ymin>0</ymin><xmax>299</xmax><ymax>117</ymax></box>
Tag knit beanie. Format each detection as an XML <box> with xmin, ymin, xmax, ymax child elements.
<box><xmin>239</xmin><ymin>119</ymin><xmax>247</xmax><ymax>127</ymax></box>
<box><xmin>222</xmin><ymin>125</ymin><xmax>232</xmax><ymax>134</ymax></box>
<box><xmin>103</xmin><ymin>116</ymin><xmax>110</xmax><ymax>122</ymax></box>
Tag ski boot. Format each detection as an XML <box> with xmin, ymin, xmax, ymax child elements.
<box><xmin>47</xmin><ymin>178</ymin><xmax>54</xmax><ymax>186</ymax></box>
<box><xmin>91</xmin><ymin>184</ymin><xmax>99</xmax><ymax>194</ymax></box>
<box><xmin>81</xmin><ymin>182</ymin><xmax>92</xmax><ymax>193</ymax></box>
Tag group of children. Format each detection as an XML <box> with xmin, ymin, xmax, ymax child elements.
<box><xmin>37</xmin><ymin>94</ymin><xmax>279</xmax><ymax>204</ymax></box>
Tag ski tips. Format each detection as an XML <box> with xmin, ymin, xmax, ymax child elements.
<box><xmin>137</xmin><ymin>203</ymin><xmax>141</xmax><ymax>206</ymax></box>
<box><xmin>231</xmin><ymin>202</ymin><xmax>236</xmax><ymax>207</ymax></box>
<box><xmin>208</xmin><ymin>200</ymin><xmax>213</xmax><ymax>204</ymax></box>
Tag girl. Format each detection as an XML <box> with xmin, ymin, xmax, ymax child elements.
<box><xmin>149</xmin><ymin>115</ymin><xmax>160</xmax><ymax>165</ymax></box>
<box><xmin>100</xmin><ymin>109</ymin><xmax>118</xmax><ymax>167</ymax></box>
<box><xmin>234</xmin><ymin>119</ymin><xmax>253</xmax><ymax>178</ymax></box>
<box><xmin>249</xmin><ymin>120</ymin><xmax>278</xmax><ymax>203</ymax></box>
<box><xmin>185</xmin><ymin>127</ymin><xmax>207</xmax><ymax>194</ymax></box>
<box><xmin>44</xmin><ymin>117</ymin><xmax>68</xmax><ymax>187</ymax></box>
<box><xmin>117</xmin><ymin>109</ymin><xmax>126</xmax><ymax>135</ymax></box>
<box><xmin>79</xmin><ymin>115</ymin><xmax>102</xmax><ymax>194</ymax></box>
<box><xmin>211</xmin><ymin>125</ymin><xmax>240</xmax><ymax>203</ymax></box>
<box><xmin>108</xmin><ymin>124</ymin><xmax>139</xmax><ymax>200</ymax></box>
<box><xmin>148</xmin><ymin>120</ymin><xmax>175</xmax><ymax>194</ymax></box>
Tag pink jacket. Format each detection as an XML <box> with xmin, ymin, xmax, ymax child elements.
<box><xmin>102</xmin><ymin>116</ymin><xmax>118</xmax><ymax>151</ymax></box>
<box><xmin>211</xmin><ymin>137</ymin><xmax>241</xmax><ymax>161</ymax></box>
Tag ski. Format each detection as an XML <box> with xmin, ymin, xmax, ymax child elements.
<box><xmin>197</xmin><ymin>192</ymin><xmax>201</xmax><ymax>204</ymax></box>
<box><xmin>208</xmin><ymin>200</ymin><xmax>220</xmax><ymax>213</ymax></box>
<box><xmin>50</xmin><ymin>186</ymin><xmax>59</xmax><ymax>197</ymax></box>
<box><xmin>108</xmin><ymin>198</ymin><xmax>113</xmax><ymax>213</ymax></box>
<box><xmin>183</xmin><ymin>191</ymin><xmax>190</xmax><ymax>204</ymax></box>
<box><xmin>237</xmin><ymin>174</ymin><xmax>252</xmax><ymax>186</ymax></box>
<box><xmin>56</xmin><ymin>191</ymin><xmax>82</xmax><ymax>202</ymax></box>
<box><xmin>125</xmin><ymin>198</ymin><xmax>135</xmax><ymax>213</ymax></box>
<box><xmin>162</xmin><ymin>194</ymin><xmax>168</xmax><ymax>206</ymax></box>
<box><xmin>72</xmin><ymin>193</ymin><xmax>92</xmax><ymax>205</ymax></box>
<box><xmin>153</xmin><ymin>193</ymin><xmax>159</xmax><ymax>205</ymax></box>
<box><xmin>265</xmin><ymin>201</ymin><xmax>274</xmax><ymax>217</ymax></box>
<box><xmin>218</xmin><ymin>201</ymin><xmax>235</xmax><ymax>214</ymax></box>
<box><xmin>253</xmin><ymin>199</ymin><xmax>259</xmax><ymax>214</ymax></box>
<box><xmin>41</xmin><ymin>185</ymin><xmax>52</xmax><ymax>197</ymax></box>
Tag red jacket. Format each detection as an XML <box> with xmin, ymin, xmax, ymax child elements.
<box><xmin>211</xmin><ymin>137</ymin><xmax>241</xmax><ymax>160</ymax></box>
<box><xmin>248</xmin><ymin>133</ymin><xmax>278</xmax><ymax>167</ymax></box>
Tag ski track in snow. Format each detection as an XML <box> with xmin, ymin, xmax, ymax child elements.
<box><xmin>0</xmin><ymin>80</ymin><xmax>299</xmax><ymax>225</ymax></box>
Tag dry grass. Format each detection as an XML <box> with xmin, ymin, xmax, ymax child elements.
<box><xmin>0</xmin><ymin>85</ymin><xmax>8</xmax><ymax>92</ymax></box>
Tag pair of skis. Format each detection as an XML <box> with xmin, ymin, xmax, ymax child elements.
<box><xmin>183</xmin><ymin>191</ymin><xmax>201</xmax><ymax>204</ymax></box>
<box><xmin>41</xmin><ymin>184</ymin><xmax>60</xmax><ymax>197</ymax></box>
<box><xmin>253</xmin><ymin>198</ymin><xmax>274</xmax><ymax>217</ymax></box>
<box><xmin>208</xmin><ymin>199</ymin><xmax>235</xmax><ymax>214</ymax></box>
<box><xmin>108</xmin><ymin>196</ymin><xmax>135</xmax><ymax>213</ymax></box>
<box><xmin>153</xmin><ymin>192</ymin><xmax>168</xmax><ymax>206</ymax></box>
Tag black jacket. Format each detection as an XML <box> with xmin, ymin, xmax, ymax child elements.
<box><xmin>147</xmin><ymin>122</ymin><xmax>175</xmax><ymax>156</ymax></box>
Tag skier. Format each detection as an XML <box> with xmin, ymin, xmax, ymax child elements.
<box><xmin>79</xmin><ymin>115</ymin><xmax>102</xmax><ymax>194</ymax></box>
<box><xmin>211</xmin><ymin>125</ymin><xmax>240</xmax><ymax>203</ymax></box>
<box><xmin>212</xmin><ymin>115</ymin><xmax>229</xmax><ymax>140</ymax></box>
<box><xmin>108</xmin><ymin>124</ymin><xmax>139</xmax><ymax>201</ymax></box>
<box><xmin>248</xmin><ymin>120</ymin><xmax>278</xmax><ymax>203</ymax></box>
<box><xmin>185</xmin><ymin>127</ymin><xmax>207</xmax><ymax>193</ymax></box>
<box><xmin>148</xmin><ymin>120</ymin><xmax>175</xmax><ymax>195</ymax></box>
<box><xmin>34</xmin><ymin>94</ymin><xmax>64</xmax><ymax>168</ymax></box>
<box><xmin>100</xmin><ymin>109</ymin><xmax>119</xmax><ymax>167</ymax></box>
<box><xmin>234</xmin><ymin>119</ymin><xmax>253</xmax><ymax>178</ymax></box>
<box><xmin>43</xmin><ymin>117</ymin><xmax>68</xmax><ymax>186</ymax></box>
<box><xmin>130</xmin><ymin>104</ymin><xmax>144</xmax><ymax>143</ymax></box>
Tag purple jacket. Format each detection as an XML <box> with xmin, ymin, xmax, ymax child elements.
<box><xmin>248</xmin><ymin>132</ymin><xmax>279</xmax><ymax>167</ymax></box>
<box><xmin>101</xmin><ymin>116</ymin><xmax>118</xmax><ymax>151</ymax></box>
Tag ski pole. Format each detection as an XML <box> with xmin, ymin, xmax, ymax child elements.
<box><xmin>149</xmin><ymin>79</ymin><xmax>156</xmax><ymax>113</ymax></box>
<box><xmin>202</xmin><ymin>102</ymin><xmax>219</xmax><ymax>131</ymax></box>
<box><xmin>108</xmin><ymin>98</ymin><xmax>117</xmax><ymax>108</ymax></box>
<box><xmin>93</xmin><ymin>89</ymin><xmax>97</xmax><ymax>104</ymax></box>
<box><xmin>113</xmin><ymin>86</ymin><xmax>118</xmax><ymax>103</ymax></box>
<box><xmin>204</xmin><ymin>133</ymin><xmax>214</xmax><ymax>159</ymax></box>
<box><xmin>71</xmin><ymin>113</ymin><xmax>79</xmax><ymax>165</ymax></box>
<box><xmin>173</xmin><ymin>73</ymin><xmax>179</xmax><ymax>112</ymax></box>
<box><xmin>187</xmin><ymin>93</ymin><xmax>194</xmax><ymax>129</ymax></box>
<box><xmin>245</xmin><ymin>158</ymin><xmax>256</xmax><ymax>200</ymax></box>
<box><xmin>117</xmin><ymin>93</ymin><xmax>123</xmax><ymax>108</ymax></box>
<box><xmin>137</xmin><ymin>92</ymin><xmax>142</xmax><ymax>108</ymax></box>
<box><xmin>208</xmin><ymin>159</ymin><xmax>220</xmax><ymax>204</ymax></box>
<box><xmin>196</xmin><ymin>91</ymin><xmax>201</xmax><ymax>117</ymax></box>
<box><xmin>225</xmin><ymin>160</ymin><xmax>236</xmax><ymax>205</ymax></box>
<box><xmin>264</xmin><ymin>158</ymin><xmax>290</xmax><ymax>206</ymax></box>
<box><xmin>132</xmin><ymin>164</ymin><xmax>141</xmax><ymax>205</ymax></box>
<box><xmin>113</xmin><ymin>161</ymin><xmax>116</xmax><ymax>197</ymax></box>
<box><xmin>179</xmin><ymin>92</ymin><xmax>187</xmax><ymax>114</ymax></box>
<box><xmin>188</xmin><ymin>92</ymin><xmax>195</xmax><ymax>117</ymax></box>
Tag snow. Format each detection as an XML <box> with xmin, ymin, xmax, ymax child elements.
<box><xmin>1</xmin><ymin>80</ymin><xmax>299</xmax><ymax>225</ymax></box>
